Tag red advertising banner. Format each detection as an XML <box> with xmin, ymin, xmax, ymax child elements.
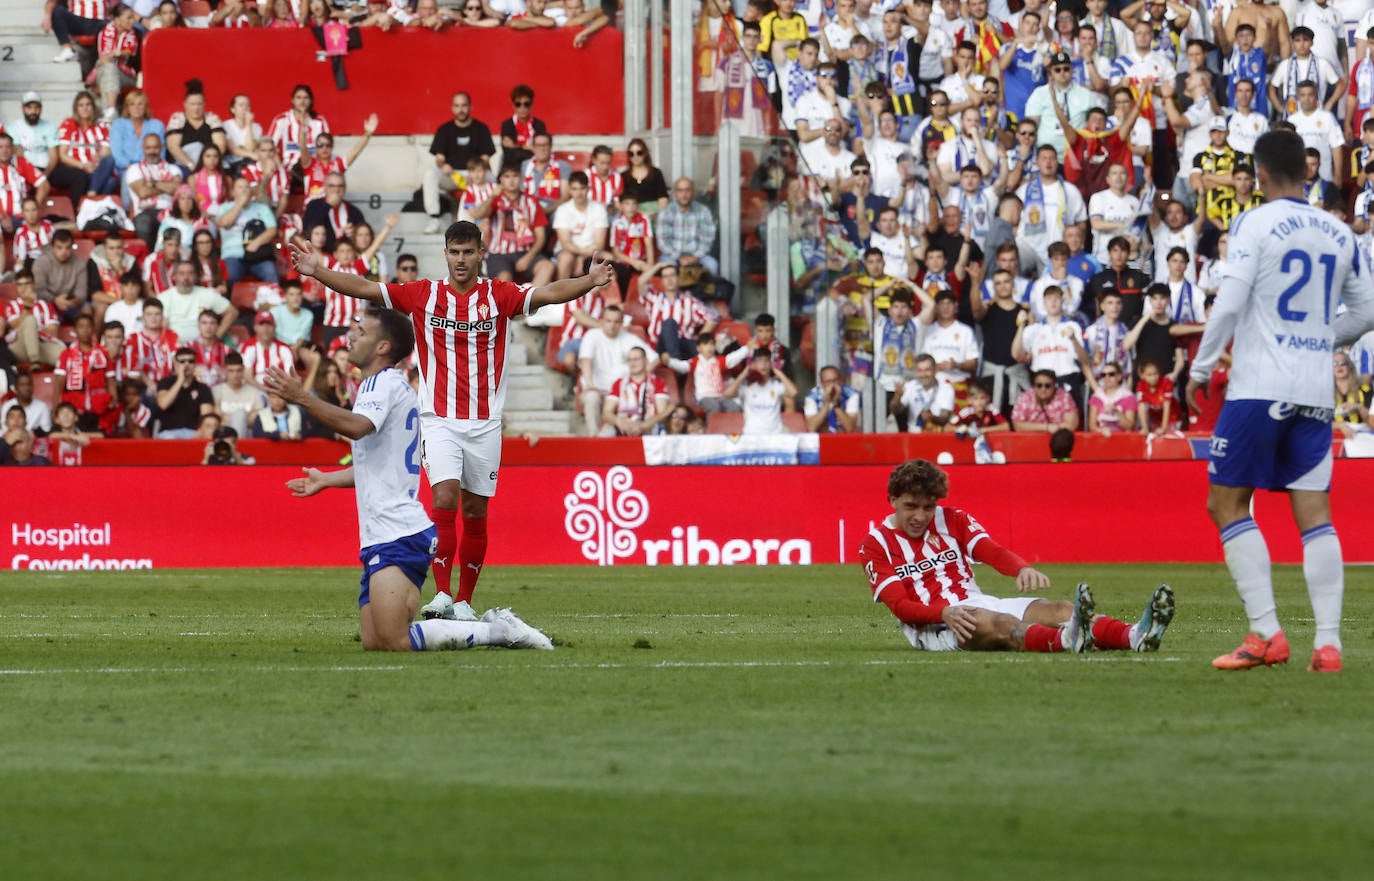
<box><xmin>141</xmin><ymin>28</ymin><xmax>625</xmax><ymax>138</ymax></box>
<box><xmin>4</xmin><ymin>462</ymin><xmax>1372</xmax><ymax>571</ymax></box>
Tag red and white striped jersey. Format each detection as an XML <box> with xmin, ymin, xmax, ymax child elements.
<box><xmin>859</xmin><ymin>507</ymin><xmax>991</xmax><ymax>623</ymax></box>
<box><xmin>192</xmin><ymin>338</ymin><xmax>229</xmax><ymax>385</ymax></box>
<box><xmin>301</xmin><ymin>155</ymin><xmax>347</xmax><ymax>203</ymax></box>
<box><xmin>56</xmin><ymin>343</ymin><xmax>113</xmax><ymax>412</ymax></box>
<box><xmin>521</xmin><ymin>158</ymin><xmax>568</xmax><ymax>205</ymax></box>
<box><xmin>322</xmin><ymin>256</ymin><xmax>367</xmax><ymax>327</ymax></box>
<box><xmin>12</xmin><ymin>220</ymin><xmax>54</xmax><ymax>263</ymax></box>
<box><xmin>58</xmin><ymin>119</ymin><xmax>109</xmax><ymax>166</ymax></box>
<box><xmin>118</xmin><ymin>402</ymin><xmax>152</xmax><ymax>433</ymax></box>
<box><xmin>588</xmin><ymin>169</ymin><xmax>624</xmax><ymax>208</ymax></box>
<box><xmin>68</xmin><ymin>0</ymin><xmax>108</xmax><ymax>19</ymax></box>
<box><xmin>240</xmin><ymin>161</ymin><xmax>292</xmax><ymax>205</ymax></box>
<box><xmin>606</xmin><ymin>373</ymin><xmax>668</xmax><ymax>422</ymax></box>
<box><xmin>486</xmin><ymin>192</ymin><xmax>547</xmax><ymax>255</ymax></box>
<box><xmin>142</xmin><ymin>251</ymin><xmax>177</xmax><ymax>295</ymax></box>
<box><xmin>124</xmin><ymin>158</ymin><xmax>181</xmax><ymax>213</ymax></box>
<box><xmin>267</xmin><ymin>111</ymin><xmax>330</xmax><ymax>168</ymax></box>
<box><xmin>381</xmin><ymin>277</ymin><xmax>533</xmax><ymax>420</ymax></box>
<box><xmin>96</xmin><ymin>22</ymin><xmax>138</xmax><ymax>74</ymax></box>
<box><xmin>610</xmin><ymin>212</ymin><xmax>652</xmax><ymax>261</ymax></box>
<box><xmin>556</xmin><ymin>289</ymin><xmax>605</xmax><ymax>348</ymax></box>
<box><xmin>641</xmin><ymin>288</ymin><xmax>712</xmax><ymax>347</ymax></box>
<box><xmin>240</xmin><ymin>338</ymin><xmax>296</xmax><ymax>384</ymax></box>
<box><xmin>3</xmin><ymin>298</ymin><xmax>60</xmax><ymax>344</ymax></box>
<box><xmin>0</xmin><ymin>157</ymin><xmax>47</xmax><ymax>216</ymax></box>
<box><xmin>123</xmin><ymin>329</ymin><xmax>180</xmax><ymax>382</ymax></box>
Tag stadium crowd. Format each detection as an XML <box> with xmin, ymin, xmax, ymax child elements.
<box><xmin>5</xmin><ymin>0</ymin><xmax>1374</xmax><ymax>464</ymax></box>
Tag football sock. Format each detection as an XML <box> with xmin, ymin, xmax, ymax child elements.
<box><xmin>1023</xmin><ymin>623</ymin><xmax>1063</xmax><ymax>653</ymax></box>
<box><xmin>408</xmin><ymin>620</ymin><xmax>502</xmax><ymax>651</ymax></box>
<box><xmin>456</xmin><ymin>515</ymin><xmax>488</xmax><ymax>604</ymax></box>
<box><xmin>1301</xmin><ymin>524</ymin><xmax>1343</xmax><ymax>651</ymax></box>
<box><xmin>431</xmin><ymin>507</ymin><xmax>457</xmax><ymax>598</ymax></box>
<box><xmin>1092</xmin><ymin>616</ymin><xmax>1131</xmax><ymax>650</ymax></box>
<box><xmin>1220</xmin><ymin>517</ymin><xmax>1281</xmax><ymax>639</ymax></box>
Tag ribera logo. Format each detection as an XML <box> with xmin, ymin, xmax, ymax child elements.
<box><xmin>563</xmin><ymin>467</ymin><xmax>811</xmax><ymax>566</ymax></box>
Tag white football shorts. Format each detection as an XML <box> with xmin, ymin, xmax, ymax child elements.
<box><xmin>898</xmin><ymin>593</ymin><xmax>1039</xmax><ymax>652</ymax></box>
<box><xmin>419</xmin><ymin>414</ymin><xmax>502</xmax><ymax>496</ymax></box>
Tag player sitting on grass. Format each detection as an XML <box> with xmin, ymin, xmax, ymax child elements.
<box><xmin>859</xmin><ymin>458</ymin><xmax>1175</xmax><ymax>653</ymax></box>
<box><xmin>264</xmin><ymin>306</ymin><xmax>552</xmax><ymax>652</ymax></box>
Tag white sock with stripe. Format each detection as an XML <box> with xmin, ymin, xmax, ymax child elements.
<box><xmin>1301</xmin><ymin>524</ymin><xmax>1343</xmax><ymax>651</ymax></box>
<box><xmin>408</xmin><ymin>620</ymin><xmax>504</xmax><ymax>651</ymax></box>
<box><xmin>1220</xmin><ymin>517</ymin><xmax>1281</xmax><ymax>639</ymax></box>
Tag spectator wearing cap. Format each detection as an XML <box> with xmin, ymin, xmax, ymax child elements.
<box><xmin>240</xmin><ymin>311</ymin><xmax>297</xmax><ymax>388</ymax></box>
<box><xmin>1022</xmin><ymin>50</ymin><xmax>1104</xmax><ymax>156</ymax></box>
<box><xmin>1190</xmin><ymin>117</ymin><xmax>1241</xmax><ymax>230</ymax></box>
<box><xmin>7</xmin><ymin>94</ymin><xmax>60</xmax><ymax>178</ymax></box>
<box><xmin>1269</xmin><ymin>27</ymin><xmax>1343</xmax><ymax>118</ymax></box>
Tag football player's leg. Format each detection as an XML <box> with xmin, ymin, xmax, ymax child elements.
<box><xmin>1291</xmin><ymin>490</ymin><xmax>1343</xmax><ymax>657</ymax></box>
<box><xmin>429</xmin><ymin>479</ymin><xmax>461</xmax><ymax>602</ymax></box>
<box><xmin>1209</xmin><ymin>482</ymin><xmax>1281</xmax><ymax>639</ymax></box>
<box><xmin>360</xmin><ymin>566</ymin><xmax>423</xmax><ymax>651</ymax></box>
<box><xmin>963</xmin><ymin>609</ymin><xmax>1069</xmax><ymax>653</ymax></box>
<box><xmin>457</xmin><ymin>490</ymin><xmax>489</xmax><ymax>605</ymax></box>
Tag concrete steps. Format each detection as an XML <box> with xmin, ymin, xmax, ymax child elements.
<box><xmin>0</xmin><ymin>23</ymin><xmax>85</xmax><ymax>125</ymax></box>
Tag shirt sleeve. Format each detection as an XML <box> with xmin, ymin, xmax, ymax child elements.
<box><xmin>494</xmin><ymin>278</ymin><xmax>535</xmax><ymax>317</ymax></box>
<box><xmin>352</xmin><ymin>372</ymin><xmax>397</xmax><ymax>434</ymax></box>
<box><xmin>859</xmin><ymin>532</ymin><xmax>948</xmax><ymax>626</ymax></box>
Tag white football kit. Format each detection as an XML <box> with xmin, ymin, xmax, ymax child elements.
<box><xmin>1192</xmin><ymin>199</ymin><xmax>1373</xmax><ymax>410</ymax></box>
<box><xmin>351</xmin><ymin>367</ymin><xmax>435</xmax><ymax>550</ymax></box>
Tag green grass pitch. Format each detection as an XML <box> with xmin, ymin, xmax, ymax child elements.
<box><xmin>2</xmin><ymin>563</ymin><xmax>1372</xmax><ymax>881</ymax></box>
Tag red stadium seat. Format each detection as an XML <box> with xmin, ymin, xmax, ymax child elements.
<box><xmin>611</xmin><ymin>150</ymin><xmax>629</xmax><ymax>172</ymax></box>
<box><xmin>624</xmin><ymin>324</ymin><xmax>650</xmax><ymax>345</ymax></box>
<box><xmin>705</xmin><ymin>412</ymin><xmax>744</xmax><ymax>435</ymax></box>
<box><xmin>43</xmin><ymin>195</ymin><xmax>76</xmax><ymax>222</ymax></box>
<box><xmin>556</xmin><ymin>151</ymin><xmax>589</xmax><ymax>172</ymax></box>
<box><xmin>285</xmin><ymin>194</ymin><xmax>306</xmax><ymax>216</ymax></box>
<box><xmin>797</xmin><ymin>318</ymin><xmax>816</xmax><ymax>372</ymax></box>
<box><xmin>229</xmin><ymin>325</ymin><xmax>251</xmax><ymax>349</ymax></box>
<box><xmin>621</xmin><ymin>279</ymin><xmax>651</xmax><ymax>329</ymax></box>
<box><xmin>181</xmin><ymin>0</ymin><xmax>212</xmax><ymax>15</ymax></box>
<box><xmin>230</xmin><ymin>281</ymin><xmax>262</xmax><ymax>312</ymax></box>
<box><xmin>545</xmin><ymin>325</ymin><xmax>564</xmax><ymax>371</ymax></box>
<box><xmin>57</xmin><ymin>326</ymin><xmax>78</xmax><ymax>344</ymax></box>
<box><xmin>72</xmin><ymin>238</ymin><xmax>96</xmax><ymax>264</ymax></box>
<box><xmin>781</xmin><ymin>412</ymin><xmax>806</xmax><ymax>433</ymax></box>
<box><xmin>653</xmin><ymin>365</ymin><xmax>679</xmax><ymax>405</ymax></box>
<box><xmin>715</xmin><ymin>319</ymin><xmax>751</xmax><ymax>347</ymax></box>
<box><xmin>32</xmin><ymin>372</ymin><xmax>57</xmax><ymax>408</ymax></box>
<box><xmin>0</xmin><ymin>282</ymin><xmax>17</xmax><ymax>302</ymax></box>
<box><xmin>125</xmin><ymin>239</ymin><xmax>148</xmax><ymax>261</ymax></box>
<box><xmin>599</xmin><ymin>274</ymin><xmax>622</xmax><ymax>307</ymax></box>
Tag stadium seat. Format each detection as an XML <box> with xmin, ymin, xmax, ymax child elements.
<box><xmin>0</xmin><ymin>282</ymin><xmax>16</xmax><ymax>302</ymax></box>
<box><xmin>797</xmin><ymin>318</ymin><xmax>816</xmax><ymax>372</ymax></box>
<box><xmin>125</xmin><ymin>240</ymin><xmax>148</xmax><ymax>261</ymax></box>
<box><xmin>57</xmin><ymin>326</ymin><xmax>77</xmax><ymax>344</ymax></box>
<box><xmin>624</xmin><ymin>324</ymin><xmax>650</xmax><ymax>346</ymax></box>
<box><xmin>556</xmin><ymin>151</ymin><xmax>590</xmax><ymax>172</ymax></box>
<box><xmin>599</xmin><ymin>274</ymin><xmax>622</xmax><ymax>307</ymax></box>
<box><xmin>32</xmin><ymin>372</ymin><xmax>57</xmax><ymax>408</ymax></box>
<box><xmin>705</xmin><ymin>412</ymin><xmax>744</xmax><ymax>435</ymax></box>
<box><xmin>781</xmin><ymin>412</ymin><xmax>806</xmax><ymax>433</ymax></box>
<box><xmin>611</xmin><ymin>150</ymin><xmax>629</xmax><ymax>171</ymax></box>
<box><xmin>653</xmin><ymin>365</ymin><xmax>680</xmax><ymax>405</ymax></box>
<box><xmin>231</xmin><ymin>281</ymin><xmax>262</xmax><ymax>312</ymax></box>
<box><xmin>621</xmin><ymin>280</ymin><xmax>651</xmax><ymax>328</ymax></box>
<box><xmin>42</xmin><ymin>195</ymin><xmax>76</xmax><ymax>223</ymax></box>
<box><xmin>715</xmin><ymin>319</ymin><xmax>751</xmax><ymax>347</ymax></box>
<box><xmin>285</xmin><ymin>194</ymin><xmax>306</xmax><ymax>216</ymax></box>
<box><xmin>681</xmin><ymin>374</ymin><xmax>703</xmax><ymax>416</ymax></box>
<box><xmin>72</xmin><ymin>238</ymin><xmax>96</xmax><ymax>264</ymax></box>
<box><xmin>229</xmin><ymin>325</ymin><xmax>251</xmax><ymax>348</ymax></box>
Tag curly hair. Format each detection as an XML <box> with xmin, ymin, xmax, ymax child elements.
<box><xmin>887</xmin><ymin>459</ymin><xmax>949</xmax><ymax>501</ymax></box>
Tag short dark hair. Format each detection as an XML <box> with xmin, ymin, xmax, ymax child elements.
<box><xmin>754</xmin><ymin>312</ymin><xmax>776</xmax><ymax>328</ymax></box>
<box><xmin>199</xmin><ymin>309</ymin><xmax>219</xmax><ymax>322</ymax></box>
<box><xmin>366</xmin><ymin>305</ymin><xmax>416</xmax><ymax>365</ymax></box>
<box><xmin>53</xmin><ymin>228</ymin><xmax>75</xmax><ymax>245</ymax></box>
<box><xmin>101</xmin><ymin>320</ymin><xmax>125</xmax><ymax>335</ymax></box>
<box><xmin>225</xmin><ymin>351</ymin><xmax>244</xmax><ymax>366</ymax></box>
<box><xmin>568</xmin><ymin>170</ymin><xmax>589</xmax><ymax>187</ymax></box>
<box><xmin>592</xmin><ymin>144</ymin><xmax>613</xmax><ymax>157</ymax></box>
<box><xmin>144</xmin><ymin>297</ymin><xmax>163</xmax><ymax>313</ymax></box>
<box><xmin>1108</xmin><ymin>235</ymin><xmax>1131</xmax><ymax>253</ymax></box>
<box><xmin>696</xmin><ymin>330</ymin><xmax>715</xmax><ymax>345</ymax></box>
<box><xmin>1166</xmin><ymin>246</ymin><xmax>1190</xmax><ymax>263</ymax></box>
<box><xmin>966</xmin><ymin>378</ymin><xmax>990</xmax><ymax>398</ymax></box>
<box><xmin>510</xmin><ymin>83</ymin><xmax>534</xmax><ymax>103</ymax></box>
<box><xmin>1146</xmin><ymin>283</ymin><xmax>1171</xmax><ymax>299</ymax></box>
<box><xmin>864</xmin><ymin>246</ymin><xmax>883</xmax><ymax>260</ymax></box>
<box><xmin>741</xmin><ymin>20</ymin><xmax>761</xmax><ymax>36</ymax></box>
<box><xmin>444</xmin><ymin>220</ymin><xmax>484</xmax><ymax>248</ymax></box>
<box><xmin>1047</xmin><ymin>241</ymin><xmax>1070</xmax><ymax>259</ymax></box>
<box><xmin>888</xmin><ymin>459</ymin><xmax>950</xmax><ymax>501</ymax></box>
<box><xmin>1033</xmin><ymin>368</ymin><xmax>1057</xmax><ymax>384</ymax></box>
<box><xmin>119</xmin><ymin>269</ymin><xmax>142</xmax><ymax>287</ymax></box>
<box><xmin>1253</xmin><ymin>130</ymin><xmax>1307</xmax><ymax>186</ymax></box>
<box><xmin>174</xmin><ymin>346</ymin><xmax>195</xmax><ymax>359</ymax></box>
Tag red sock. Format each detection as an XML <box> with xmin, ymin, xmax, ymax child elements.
<box><xmin>431</xmin><ymin>507</ymin><xmax>457</xmax><ymax>598</ymax></box>
<box><xmin>1024</xmin><ymin>623</ymin><xmax>1064</xmax><ymax>653</ymax></box>
<box><xmin>1091</xmin><ymin>616</ymin><xmax>1132</xmax><ymax>650</ymax></box>
<box><xmin>456</xmin><ymin>515</ymin><xmax>488</xmax><ymax>604</ymax></box>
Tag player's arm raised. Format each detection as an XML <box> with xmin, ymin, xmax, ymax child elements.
<box><xmin>264</xmin><ymin>366</ymin><xmax>376</xmax><ymax>440</ymax></box>
<box><xmin>527</xmin><ymin>252</ymin><xmax>614</xmax><ymax>311</ymax></box>
<box><xmin>288</xmin><ymin>242</ymin><xmax>385</xmax><ymax>304</ymax></box>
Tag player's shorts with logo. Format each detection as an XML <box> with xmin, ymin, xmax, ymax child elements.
<box><xmin>899</xmin><ymin>592</ymin><xmax>1038</xmax><ymax>651</ymax></box>
<box><xmin>1208</xmin><ymin>399</ymin><xmax>1333</xmax><ymax>492</ymax></box>
<box><xmin>358</xmin><ymin>525</ymin><xmax>439</xmax><ymax>607</ymax></box>
<box><xmin>419</xmin><ymin>414</ymin><xmax>502</xmax><ymax>495</ymax></box>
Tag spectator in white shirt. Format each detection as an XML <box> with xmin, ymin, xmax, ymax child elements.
<box><xmin>551</xmin><ymin>172</ymin><xmax>609</xmax><ymax>281</ymax></box>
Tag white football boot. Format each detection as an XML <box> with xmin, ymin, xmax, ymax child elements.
<box><xmin>419</xmin><ymin>592</ymin><xmax>456</xmax><ymax>620</ymax></box>
<box><xmin>494</xmin><ymin>608</ymin><xmax>555</xmax><ymax>650</ymax></box>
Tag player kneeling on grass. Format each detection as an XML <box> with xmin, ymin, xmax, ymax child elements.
<box><xmin>264</xmin><ymin>307</ymin><xmax>552</xmax><ymax>652</ymax></box>
<box><xmin>859</xmin><ymin>459</ymin><xmax>1174</xmax><ymax>653</ymax></box>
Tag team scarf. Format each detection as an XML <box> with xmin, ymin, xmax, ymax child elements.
<box><xmin>1228</xmin><ymin>47</ymin><xmax>1265</xmax><ymax>111</ymax></box>
<box><xmin>1023</xmin><ymin>174</ymin><xmax>1065</xmax><ymax>236</ymax></box>
<box><xmin>1286</xmin><ymin>54</ymin><xmax>1319</xmax><ymax>114</ymax></box>
<box><xmin>877</xmin><ymin>317</ymin><xmax>918</xmax><ymax>379</ymax></box>
<box><xmin>1170</xmin><ymin>279</ymin><xmax>1198</xmax><ymax>324</ymax></box>
<box><xmin>1356</xmin><ymin>51</ymin><xmax>1374</xmax><ymax>110</ymax></box>
<box><xmin>886</xmin><ymin>38</ymin><xmax>916</xmax><ymax>96</ymax></box>
<box><xmin>787</xmin><ymin>59</ymin><xmax>818</xmax><ymax>106</ymax></box>
<box><xmin>958</xmin><ymin>186</ymin><xmax>992</xmax><ymax>241</ymax></box>
<box><xmin>974</xmin><ymin>19</ymin><xmax>1009</xmax><ymax>75</ymax></box>
<box><xmin>847</xmin><ymin>56</ymin><xmax>881</xmax><ymax>100</ymax></box>
<box><xmin>695</xmin><ymin>7</ymin><xmax>737</xmax><ymax>80</ymax></box>
<box><xmin>1098</xmin><ymin>16</ymin><xmax>1117</xmax><ymax>60</ymax></box>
